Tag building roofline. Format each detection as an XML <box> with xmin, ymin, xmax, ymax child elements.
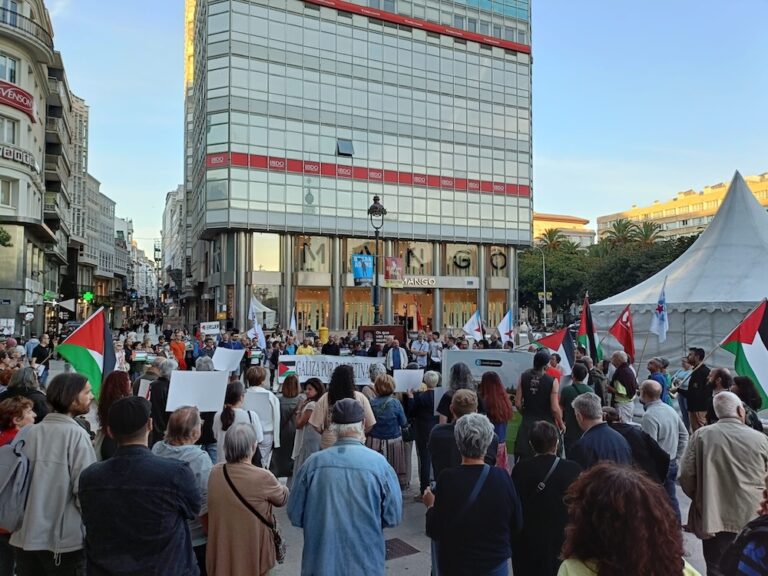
<box><xmin>533</xmin><ymin>212</ymin><xmax>590</xmax><ymax>225</ymax></box>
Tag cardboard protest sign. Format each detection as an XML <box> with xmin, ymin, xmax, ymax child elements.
<box><xmin>212</xmin><ymin>347</ymin><xmax>245</xmax><ymax>372</ymax></box>
<box><xmin>166</xmin><ymin>370</ymin><xmax>228</xmax><ymax>412</ymax></box>
<box><xmin>394</xmin><ymin>369</ymin><xmax>424</xmax><ymax>392</ymax></box>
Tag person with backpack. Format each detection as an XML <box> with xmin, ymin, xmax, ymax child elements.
<box><xmin>10</xmin><ymin>373</ymin><xmax>97</xmax><ymax>576</ymax></box>
<box><xmin>0</xmin><ymin>397</ymin><xmax>36</xmax><ymax>576</ymax></box>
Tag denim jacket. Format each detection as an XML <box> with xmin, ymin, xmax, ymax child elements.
<box><xmin>79</xmin><ymin>445</ymin><xmax>202</xmax><ymax>575</ymax></box>
<box><xmin>368</xmin><ymin>396</ymin><xmax>407</xmax><ymax>439</ymax></box>
<box><xmin>288</xmin><ymin>438</ymin><xmax>402</xmax><ymax>575</ymax></box>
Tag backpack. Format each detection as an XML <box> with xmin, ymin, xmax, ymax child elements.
<box><xmin>721</xmin><ymin>514</ymin><xmax>768</xmax><ymax>575</ymax></box>
<box><xmin>0</xmin><ymin>425</ymin><xmax>32</xmax><ymax>531</ymax></box>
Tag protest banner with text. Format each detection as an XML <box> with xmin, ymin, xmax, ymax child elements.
<box><xmin>278</xmin><ymin>355</ymin><xmax>385</xmax><ymax>385</ymax></box>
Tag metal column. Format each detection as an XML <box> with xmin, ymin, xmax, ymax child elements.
<box><xmin>280</xmin><ymin>234</ymin><xmax>294</xmax><ymax>331</ymax></box>
<box><xmin>477</xmin><ymin>244</ymin><xmax>487</xmax><ymax>322</ymax></box>
<box><xmin>382</xmin><ymin>239</ymin><xmax>393</xmax><ymax>324</ymax></box>
<box><xmin>330</xmin><ymin>237</ymin><xmax>342</xmax><ymax>330</ymax></box>
<box><xmin>235</xmin><ymin>232</ymin><xmax>249</xmax><ymax>332</ymax></box>
<box><xmin>432</xmin><ymin>242</ymin><xmax>442</xmax><ymax>331</ymax></box>
<box><xmin>507</xmin><ymin>245</ymin><xmax>518</xmax><ymax>334</ymax></box>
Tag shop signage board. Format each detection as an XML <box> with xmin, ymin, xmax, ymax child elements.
<box><xmin>357</xmin><ymin>324</ymin><xmax>407</xmax><ymax>348</ymax></box>
<box><xmin>383</xmin><ymin>257</ymin><xmax>404</xmax><ymax>288</ymax></box>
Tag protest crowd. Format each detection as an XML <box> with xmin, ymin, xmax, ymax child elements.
<box><xmin>0</xmin><ymin>312</ymin><xmax>767</xmax><ymax>576</ymax></box>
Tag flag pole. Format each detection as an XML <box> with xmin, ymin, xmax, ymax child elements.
<box><xmin>634</xmin><ymin>330</ymin><xmax>651</xmax><ymax>373</ymax></box>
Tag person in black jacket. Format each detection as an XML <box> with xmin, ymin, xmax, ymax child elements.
<box><xmin>603</xmin><ymin>407</ymin><xmax>669</xmax><ymax>484</ymax></box>
<box><xmin>0</xmin><ymin>367</ymin><xmax>50</xmax><ymax>423</ymax></box>
<box><xmin>148</xmin><ymin>359</ymin><xmax>177</xmax><ymax>446</ymax></box>
<box><xmin>428</xmin><ymin>389</ymin><xmax>498</xmax><ymax>482</ymax></box>
<box><xmin>406</xmin><ymin>370</ymin><xmax>440</xmax><ymax>497</ymax></box>
<box><xmin>683</xmin><ymin>347</ymin><xmax>711</xmax><ymax>432</ymax></box>
<box><xmin>320</xmin><ymin>335</ymin><xmax>340</xmax><ymax>356</ymax></box>
<box><xmin>512</xmin><ymin>421</ymin><xmax>582</xmax><ymax>576</ymax></box>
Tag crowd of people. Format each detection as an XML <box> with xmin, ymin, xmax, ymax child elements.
<box><xmin>0</xmin><ymin>323</ymin><xmax>767</xmax><ymax>576</ymax></box>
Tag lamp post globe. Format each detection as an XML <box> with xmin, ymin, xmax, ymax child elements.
<box><xmin>367</xmin><ymin>195</ymin><xmax>387</xmax><ymax>324</ymax></box>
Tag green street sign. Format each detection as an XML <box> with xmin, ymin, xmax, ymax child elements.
<box><xmin>43</xmin><ymin>290</ymin><xmax>57</xmax><ymax>302</ymax></box>
<box><xmin>82</xmin><ymin>291</ymin><xmax>94</xmax><ymax>302</ymax></box>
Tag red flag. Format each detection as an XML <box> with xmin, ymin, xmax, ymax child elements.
<box><xmin>608</xmin><ymin>304</ymin><xmax>635</xmax><ymax>360</ymax></box>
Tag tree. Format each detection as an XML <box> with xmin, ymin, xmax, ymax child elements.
<box><xmin>602</xmin><ymin>218</ymin><xmax>638</xmax><ymax>245</ymax></box>
<box><xmin>635</xmin><ymin>221</ymin><xmax>664</xmax><ymax>245</ymax></box>
<box><xmin>536</xmin><ymin>228</ymin><xmax>568</xmax><ymax>250</ymax></box>
<box><xmin>0</xmin><ymin>226</ymin><xmax>11</xmax><ymax>247</ymax></box>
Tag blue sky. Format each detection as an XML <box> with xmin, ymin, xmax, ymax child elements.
<box><xmin>49</xmin><ymin>0</ymin><xmax>768</xmax><ymax>251</ymax></box>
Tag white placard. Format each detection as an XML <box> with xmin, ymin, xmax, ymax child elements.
<box><xmin>137</xmin><ymin>379</ymin><xmax>152</xmax><ymax>399</ymax></box>
<box><xmin>166</xmin><ymin>370</ymin><xmax>228</xmax><ymax>412</ymax></box>
<box><xmin>212</xmin><ymin>347</ymin><xmax>246</xmax><ymax>372</ymax></box>
<box><xmin>200</xmin><ymin>321</ymin><xmax>220</xmax><ymax>336</ymax></box>
<box><xmin>394</xmin><ymin>369</ymin><xmax>424</xmax><ymax>392</ymax></box>
<box><xmin>433</xmin><ymin>385</ymin><xmax>447</xmax><ymax>417</ymax></box>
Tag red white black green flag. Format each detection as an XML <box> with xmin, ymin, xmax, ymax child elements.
<box><xmin>721</xmin><ymin>299</ymin><xmax>768</xmax><ymax>406</ymax></box>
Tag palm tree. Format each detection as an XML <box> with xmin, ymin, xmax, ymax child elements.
<box><xmin>560</xmin><ymin>239</ymin><xmax>582</xmax><ymax>253</ymax></box>
<box><xmin>602</xmin><ymin>218</ymin><xmax>638</xmax><ymax>245</ymax></box>
<box><xmin>537</xmin><ymin>228</ymin><xmax>568</xmax><ymax>250</ymax></box>
<box><xmin>635</xmin><ymin>221</ymin><xmax>664</xmax><ymax>245</ymax></box>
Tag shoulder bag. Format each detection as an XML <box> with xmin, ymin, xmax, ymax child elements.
<box><xmin>223</xmin><ymin>464</ymin><xmax>286</xmax><ymax>564</ymax></box>
<box><xmin>534</xmin><ymin>456</ymin><xmax>560</xmax><ymax>495</ymax></box>
<box><xmin>246</xmin><ymin>411</ymin><xmax>263</xmax><ymax>468</ymax></box>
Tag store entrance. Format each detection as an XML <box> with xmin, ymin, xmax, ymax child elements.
<box><xmin>393</xmin><ymin>290</ymin><xmax>433</xmax><ymax>332</ymax></box>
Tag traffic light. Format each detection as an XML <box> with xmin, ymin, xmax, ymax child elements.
<box><xmin>82</xmin><ymin>291</ymin><xmax>94</xmax><ymax>302</ymax></box>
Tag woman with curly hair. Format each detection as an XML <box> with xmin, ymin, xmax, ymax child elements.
<box><xmin>559</xmin><ymin>463</ymin><xmax>699</xmax><ymax>576</ymax></box>
<box><xmin>95</xmin><ymin>371</ymin><xmax>132</xmax><ymax>460</ymax></box>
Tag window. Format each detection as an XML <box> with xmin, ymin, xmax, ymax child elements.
<box><xmin>0</xmin><ymin>53</ymin><xmax>18</xmax><ymax>84</ymax></box>
<box><xmin>0</xmin><ymin>115</ymin><xmax>16</xmax><ymax>144</ymax></box>
<box><xmin>454</xmin><ymin>15</ymin><xmax>464</xmax><ymax>29</ymax></box>
<box><xmin>0</xmin><ymin>179</ymin><xmax>12</xmax><ymax>206</ymax></box>
<box><xmin>336</xmin><ymin>139</ymin><xmax>354</xmax><ymax>157</ymax></box>
<box><xmin>467</xmin><ymin>18</ymin><xmax>477</xmax><ymax>32</ymax></box>
<box><xmin>382</xmin><ymin>0</ymin><xmax>396</xmax><ymax>11</ymax></box>
<box><xmin>0</xmin><ymin>1</ymin><xmax>18</xmax><ymax>27</ymax></box>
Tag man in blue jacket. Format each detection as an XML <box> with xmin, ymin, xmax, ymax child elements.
<box><xmin>569</xmin><ymin>392</ymin><xmax>632</xmax><ymax>470</ymax></box>
<box><xmin>79</xmin><ymin>396</ymin><xmax>201</xmax><ymax>575</ymax></box>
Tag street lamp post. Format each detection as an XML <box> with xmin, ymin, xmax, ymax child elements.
<box><xmin>368</xmin><ymin>195</ymin><xmax>387</xmax><ymax>325</ymax></box>
<box><xmin>533</xmin><ymin>246</ymin><xmax>547</xmax><ymax>328</ymax></box>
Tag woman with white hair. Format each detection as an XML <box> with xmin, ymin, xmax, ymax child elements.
<box><xmin>206</xmin><ymin>423</ymin><xmax>289</xmax><ymax>576</ymax></box>
<box><xmin>424</xmin><ymin>413</ymin><xmax>522</xmax><ymax>575</ymax></box>
<box><xmin>0</xmin><ymin>366</ymin><xmax>50</xmax><ymax>424</ymax></box>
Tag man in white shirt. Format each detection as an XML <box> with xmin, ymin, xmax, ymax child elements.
<box><xmin>410</xmin><ymin>331</ymin><xmax>430</xmax><ymax>369</ymax></box>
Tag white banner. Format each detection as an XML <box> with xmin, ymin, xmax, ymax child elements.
<box><xmin>278</xmin><ymin>355</ymin><xmax>385</xmax><ymax>385</ymax></box>
<box><xmin>200</xmin><ymin>321</ymin><xmax>220</xmax><ymax>336</ymax></box>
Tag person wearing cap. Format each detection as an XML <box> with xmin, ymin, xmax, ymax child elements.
<box><xmin>79</xmin><ymin>396</ymin><xmax>202</xmax><ymax>576</ymax></box>
<box><xmin>288</xmin><ymin>398</ymin><xmax>402</xmax><ymax>576</ymax></box>
<box><xmin>10</xmin><ymin>373</ymin><xmax>96</xmax><ymax>575</ymax></box>
<box><xmin>514</xmin><ymin>349</ymin><xmax>564</xmax><ymax>462</ymax></box>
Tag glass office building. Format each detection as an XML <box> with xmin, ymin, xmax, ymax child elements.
<box><xmin>188</xmin><ymin>0</ymin><xmax>532</xmax><ymax>332</ymax></box>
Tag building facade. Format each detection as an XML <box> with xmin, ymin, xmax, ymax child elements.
<box><xmin>597</xmin><ymin>172</ymin><xmax>768</xmax><ymax>240</ymax></box>
<box><xmin>186</xmin><ymin>0</ymin><xmax>533</xmax><ymax>332</ymax></box>
<box><xmin>533</xmin><ymin>212</ymin><xmax>594</xmax><ymax>247</ymax></box>
<box><xmin>0</xmin><ymin>0</ymin><xmax>75</xmax><ymax>337</ymax></box>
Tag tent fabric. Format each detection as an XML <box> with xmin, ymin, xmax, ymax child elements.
<box><xmin>592</xmin><ymin>172</ymin><xmax>768</xmax><ymax>368</ymax></box>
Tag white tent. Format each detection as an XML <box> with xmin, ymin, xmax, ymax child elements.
<box><xmin>248</xmin><ymin>294</ymin><xmax>277</xmax><ymax>329</ymax></box>
<box><xmin>592</xmin><ymin>172</ymin><xmax>768</xmax><ymax>369</ymax></box>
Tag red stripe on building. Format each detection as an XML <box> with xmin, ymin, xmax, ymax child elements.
<box><xmin>302</xmin><ymin>0</ymin><xmax>531</xmax><ymax>55</ymax></box>
<box><xmin>206</xmin><ymin>153</ymin><xmax>530</xmax><ymax>197</ymax></box>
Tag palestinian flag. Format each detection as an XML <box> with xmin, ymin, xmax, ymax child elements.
<box><xmin>535</xmin><ymin>328</ymin><xmax>575</xmax><ymax>376</ymax></box>
<box><xmin>278</xmin><ymin>358</ymin><xmax>297</xmax><ymax>383</ymax></box>
<box><xmin>57</xmin><ymin>307</ymin><xmax>115</xmax><ymax>400</ymax></box>
<box><xmin>721</xmin><ymin>299</ymin><xmax>768</xmax><ymax>406</ymax></box>
<box><xmin>577</xmin><ymin>297</ymin><xmax>603</xmax><ymax>361</ymax></box>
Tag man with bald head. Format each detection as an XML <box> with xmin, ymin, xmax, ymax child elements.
<box><xmin>640</xmin><ymin>379</ymin><xmax>689</xmax><ymax>522</ymax></box>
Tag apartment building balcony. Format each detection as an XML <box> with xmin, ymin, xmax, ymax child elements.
<box><xmin>0</xmin><ymin>8</ymin><xmax>53</xmax><ymax>63</ymax></box>
<box><xmin>44</xmin><ymin>143</ymin><xmax>71</xmax><ymax>182</ymax></box>
<box><xmin>46</xmin><ymin>75</ymin><xmax>71</xmax><ymax>111</ymax></box>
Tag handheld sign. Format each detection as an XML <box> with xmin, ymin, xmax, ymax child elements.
<box><xmin>212</xmin><ymin>347</ymin><xmax>245</xmax><ymax>372</ymax></box>
<box><xmin>166</xmin><ymin>370</ymin><xmax>228</xmax><ymax>412</ymax></box>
